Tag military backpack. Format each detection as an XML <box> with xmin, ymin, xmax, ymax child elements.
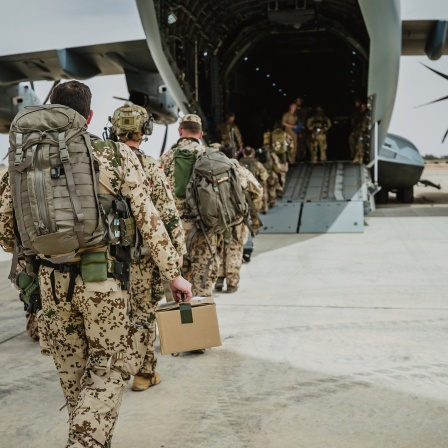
<box><xmin>185</xmin><ymin>149</ymin><xmax>249</xmax><ymax>234</ymax></box>
<box><xmin>271</xmin><ymin>128</ymin><xmax>288</xmax><ymax>155</ymax></box>
<box><xmin>8</xmin><ymin>105</ymin><xmax>106</xmax><ymax>262</ymax></box>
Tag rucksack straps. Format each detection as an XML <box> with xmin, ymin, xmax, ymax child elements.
<box><xmin>58</xmin><ymin>132</ymin><xmax>86</xmax><ymax>247</ymax></box>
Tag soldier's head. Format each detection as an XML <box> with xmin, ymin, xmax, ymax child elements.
<box><xmin>110</xmin><ymin>102</ymin><xmax>153</xmax><ymax>146</ymax></box>
<box><xmin>289</xmin><ymin>103</ymin><xmax>297</xmax><ymax>113</ymax></box>
<box><xmin>243</xmin><ymin>146</ymin><xmax>254</xmax><ymax>158</ymax></box>
<box><xmin>360</xmin><ymin>103</ymin><xmax>367</xmax><ymax>112</ymax></box>
<box><xmin>226</xmin><ymin>112</ymin><xmax>236</xmax><ymax>123</ymax></box>
<box><xmin>315</xmin><ymin>105</ymin><xmax>324</xmax><ymax>115</ymax></box>
<box><xmin>50</xmin><ymin>80</ymin><xmax>92</xmax><ymax>122</ymax></box>
<box><xmin>219</xmin><ymin>143</ymin><xmax>235</xmax><ymax>159</ymax></box>
<box><xmin>296</xmin><ymin>97</ymin><xmax>303</xmax><ymax>107</ymax></box>
<box><xmin>178</xmin><ymin>114</ymin><xmax>203</xmax><ymax>139</ymax></box>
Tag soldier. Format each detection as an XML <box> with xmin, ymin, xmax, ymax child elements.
<box><xmin>352</xmin><ymin>103</ymin><xmax>369</xmax><ymax>164</ymax></box>
<box><xmin>216</xmin><ymin>112</ymin><xmax>244</xmax><ymax>152</ymax></box>
<box><xmin>160</xmin><ymin>114</ymin><xmax>218</xmax><ymax>297</ymax></box>
<box><xmin>267</xmin><ymin>124</ymin><xmax>290</xmax><ymax>197</ymax></box>
<box><xmin>0</xmin><ymin>81</ymin><xmax>192</xmax><ymax>448</ymax></box>
<box><xmin>215</xmin><ymin>145</ymin><xmax>263</xmax><ymax>293</ymax></box>
<box><xmin>256</xmin><ymin>140</ymin><xmax>278</xmax><ymax>210</ymax></box>
<box><xmin>109</xmin><ymin>102</ymin><xmax>186</xmax><ymax>392</ymax></box>
<box><xmin>239</xmin><ymin>147</ymin><xmax>269</xmax><ymax>214</ymax></box>
<box><xmin>282</xmin><ymin>103</ymin><xmax>299</xmax><ymax>164</ymax></box>
<box><xmin>306</xmin><ymin>106</ymin><xmax>332</xmax><ymax>163</ymax></box>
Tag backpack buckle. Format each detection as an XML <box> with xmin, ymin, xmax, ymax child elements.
<box><xmin>59</xmin><ymin>146</ymin><xmax>69</xmax><ymax>163</ymax></box>
<box><xmin>15</xmin><ymin>150</ymin><xmax>24</xmax><ymax>166</ymax></box>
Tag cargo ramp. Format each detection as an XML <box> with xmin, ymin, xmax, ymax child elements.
<box><xmin>259</xmin><ymin>162</ymin><xmax>375</xmax><ymax>234</ymax></box>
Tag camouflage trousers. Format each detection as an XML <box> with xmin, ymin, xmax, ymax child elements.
<box><xmin>38</xmin><ymin>265</ymin><xmax>148</xmax><ymax>448</ymax></box>
<box><xmin>285</xmin><ymin>128</ymin><xmax>298</xmax><ymax>164</ymax></box>
<box><xmin>261</xmin><ymin>181</ymin><xmax>268</xmax><ymax>213</ymax></box>
<box><xmin>130</xmin><ymin>257</ymin><xmax>160</xmax><ymax>377</ymax></box>
<box><xmin>267</xmin><ymin>172</ymin><xmax>278</xmax><ymax>207</ymax></box>
<box><xmin>217</xmin><ymin>223</ymin><xmax>248</xmax><ymax>287</ymax></box>
<box><xmin>183</xmin><ymin>227</ymin><xmax>218</xmax><ymax>297</ymax></box>
<box><xmin>310</xmin><ymin>134</ymin><xmax>328</xmax><ymax>163</ymax></box>
<box><xmin>26</xmin><ymin>312</ymin><xmax>40</xmax><ymax>341</ymax></box>
<box><xmin>353</xmin><ymin>139</ymin><xmax>365</xmax><ymax>164</ymax></box>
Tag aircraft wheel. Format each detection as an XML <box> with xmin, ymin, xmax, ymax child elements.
<box><xmin>398</xmin><ymin>187</ymin><xmax>414</xmax><ymax>204</ymax></box>
<box><xmin>375</xmin><ymin>187</ymin><xmax>389</xmax><ymax>204</ymax></box>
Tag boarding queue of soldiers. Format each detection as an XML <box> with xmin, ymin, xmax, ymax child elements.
<box><xmin>0</xmin><ymin>80</ymin><xmax>267</xmax><ymax>446</ymax></box>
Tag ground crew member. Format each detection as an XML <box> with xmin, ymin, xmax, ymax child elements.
<box><xmin>109</xmin><ymin>102</ymin><xmax>186</xmax><ymax>392</ymax></box>
<box><xmin>0</xmin><ymin>81</ymin><xmax>193</xmax><ymax>448</ymax></box>
<box><xmin>282</xmin><ymin>103</ymin><xmax>299</xmax><ymax>164</ymax></box>
<box><xmin>215</xmin><ymin>145</ymin><xmax>263</xmax><ymax>293</ymax></box>
<box><xmin>216</xmin><ymin>112</ymin><xmax>244</xmax><ymax>152</ymax></box>
<box><xmin>160</xmin><ymin>114</ymin><xmax>219</xmax><ymax>297</ymax></box>
<box><xmin>306</xmin><ymin>106</ymin><xmax>332</xmax><ymax>163</ymax></box>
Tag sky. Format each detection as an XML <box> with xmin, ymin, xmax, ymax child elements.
<box><xmin>0</xmin><ymin>0</ymin><xmax>447</xmax><ymax>160</ymax></box>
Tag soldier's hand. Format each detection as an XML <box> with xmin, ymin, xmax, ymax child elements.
<box><xmin>169</xmin><ymin>276</ymin><xmax>193</xmax><ymax>302</ymax></box>
<box><xmin>178</xmin><ymin>255</ymin><xmax>184</xmax><ymax>268</ymax></box>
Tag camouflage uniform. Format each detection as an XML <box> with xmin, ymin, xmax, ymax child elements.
<box><xmin>130</xmin><ymin>149</ymin><xmax>185</xmax><ymax>378</ymax></box>
<box><xmin>0</xmin><ymin>139</ymin><xmax>181</xmax><ymax>448</ymax></box>
<box><xmin>306</xmin><ymin>113</ymin><xmax>332</xmax><ymax>163</ymax></box>
<box><xmin>255</xmin><ymin>160</ymin><xmax>269</xmax><ymax>213</ymax></box>
<box><xmin>217</xmin><ymin>161</ymin><xmax>263</xmax><ymax>289</ymax></box>
<box><xmin>263</xmin><ymin>130</ymin><xmax>290</xmax><ymax>198</ymax></box>
<box><xmin>282</xmin><ymin>111</ymin><xmax>298</xmax><ymax>164</ymax></box>
<box><xmin>217</xmin><ymin>120</ymin><xmax>243</xmax><ymax>148</ymax></box>
<box><xmin>160</xmin><ymin>137</ymin><xmax>218</xmax><ymax>297</ymax></box>
<box><xmin>352</xmin><ymin>111</ymin><xmax>369</xmax><ymax>164</ymax></box>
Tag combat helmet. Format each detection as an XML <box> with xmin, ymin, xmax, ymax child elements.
<box><xmin>111</xmin><ymin>101</ymin><xmax>154</xmax><ymax>142</ymax></box>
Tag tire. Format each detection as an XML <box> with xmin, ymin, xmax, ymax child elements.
<box><xmin>398</xmin><ymin>187</ymin><xmax>414</xmax><ymax>204</ymax></box>
<box><xmin>375</xmin><ymin>187</ymin><xmax>389</xmax><ymax>204</ymax></box>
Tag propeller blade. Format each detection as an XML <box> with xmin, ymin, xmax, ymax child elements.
<box><xmin>442</xmin><ymin>128</ymin><xmax>448</xmax><ymax>143</ymax></box>
<box><xmin>416</xmin><ymin>94</ymin><xmax>448</xmax><ymax>108</ymax></box>
<box><xmin>43</xmin><ymin>80</ymin><xmax>61</xmax><ymax>104</ymax></box>
<box><xmin>421</xmin><ymin>63</ymin><xmax>448</xmax><ymax>81</ymax></box>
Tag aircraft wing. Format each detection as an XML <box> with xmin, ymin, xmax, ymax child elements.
<box><xmin>0</xmin><ymin>40</ymin><xmax>155</xmax><ymax>85</ymax></box>
<box><xmin>0</xmin><ymin>39</ymin><xmax>180</xmax><ymax>124</ymax></box>
<box><xmin>402</xmin><ymin>20</ymin><xmax>448</xmax><ymax>60</ymax></box>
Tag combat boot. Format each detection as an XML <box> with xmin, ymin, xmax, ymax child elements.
<box><xmin>132</xmin><ymin>371</ymin><xmax>161</xmax><ymax>391</ymax></box>
<box><xmin>226</xmin><ymin>285</ymin><xmax>238</xmax><ymax>293</ymax></box>
<box><xmin>214</xmin><ymin>277</ymin><xmax>225</xmax><ymax>292</ymax></box>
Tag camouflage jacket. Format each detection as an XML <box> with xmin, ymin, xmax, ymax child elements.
<box><xmin>131</xmin><ymin>147</ymin><xmax>186</xmax><ymax>256</ymax></box>
<box><xmin>306</xmin><ymin>114</ymin><xmax>332</xmax><ymax>133</ymax></box>
<box><xmin>255</xmin><ymin>160</ymin><xmax>269</xmax><ymax>184</ymax></box>
<box><xmin>0</xmin><ymin>138</ymin><xmax>181</xmax><ymax>281</ymax></box>
<box><xmin>270</xmin><ymin>150</ymin><xmax>289</xmax><ymax>174</ymax></box>
<box><xmin>159</xmin><ymin>137</ymin><xmax>206</xmax><ymax>222</ymax></box>
<box><xmin>231</xmin><ymin>159</ymin><xmax>263</xmax><ymax>211</ymax></box>
<box><xmin>217</xmin><ymin>121</ymin><xmax>243</xmax><ymax>147</ymax></box>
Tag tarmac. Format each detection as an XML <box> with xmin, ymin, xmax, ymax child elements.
<box><xmin>1</xmin><ymin>163</ymin><xmax>448</xmax><ymax>448</ymax></box>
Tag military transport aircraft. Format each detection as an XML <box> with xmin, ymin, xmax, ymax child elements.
<box><xmin>0</xmin><ymin>0</ymin><xmax>446</xmax><ymax>231</ymax></box>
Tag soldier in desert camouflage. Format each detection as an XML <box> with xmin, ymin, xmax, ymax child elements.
<box><xmin>0</xmin><ymin>81</ymin><xmax>192</xmax><ymax>448</ymax></box>
<box><xmin>160</xmin><ymin>114</ymin><xmax>219</xmax><ymax>297</ymax></box>
<box><xmin>109</xmin><ymin>102</ymin><xmax>186</xmax><ymax>392</ymax></box>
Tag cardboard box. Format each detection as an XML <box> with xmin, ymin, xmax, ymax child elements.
<box><xmin>155</xmin><ymin>297</ymin><xmax>222</xmax><ymax>354</ymax></box>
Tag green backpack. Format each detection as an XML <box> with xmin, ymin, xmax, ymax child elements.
<box><xmin>8</xmin><ymin>105</ymin><xmax>106</xmax><ymax>262</ymax></box>
<box><xmin>173</xmin><ymin>145</ymin><xmax>197</xmax><ymax>198</ymax></box>
<box><xmin>185</xmin><ymin>149</ymin><xmax>249</xmax><ymax>233</ymax></box>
